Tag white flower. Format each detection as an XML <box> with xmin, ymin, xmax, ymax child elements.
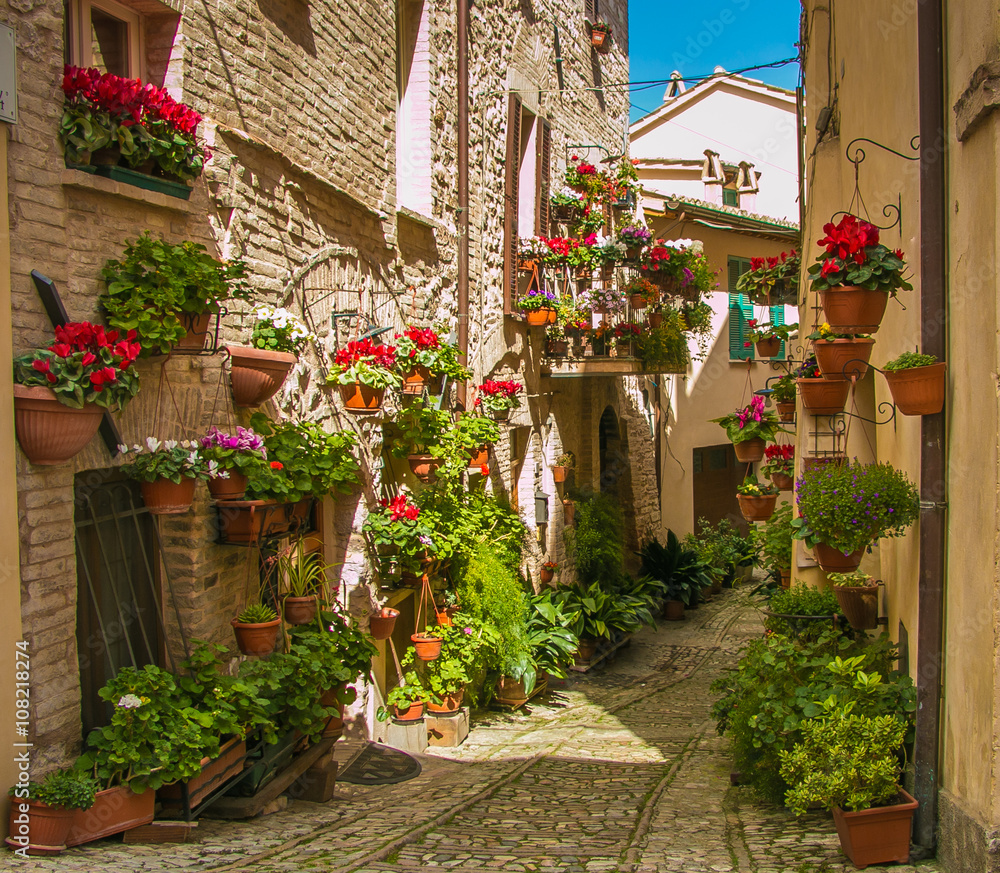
<box><xmin>117</xmin><ymin>694</ymin><xmax>142</xmax><ymax>709</ymax></box>
<box><xmin>254</xmin><ymin>305</ymin><xmax>273</xmax><ymax>321</ymax></box>
<box><xmin>132</xmin><ymin>444</ymin><xmax>142</xmax><ymax>453</ymax></box>
<box><xmin>163</xmin><ymin>440</ymin><xmax>179</xmax><ymax>451</ymax></box>
<box><xmin>207</xmin><ymin>461</ymin><xmax>228</xmax><ymax>478</ymax></box>
<box><xmin>145</xmin><ymin>436</ymin><xmax>162</xmax><ymax>452</ymax></box>
<box><xmin>117</xmin><ymin>444</ymin><xmax>129</xmax><ymax>455</ymax></box>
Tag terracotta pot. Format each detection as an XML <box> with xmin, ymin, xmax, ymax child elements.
<box><xmin>802</xmin><ymin>454</ymin><xmax>847</xmax><ymax>473</ymax></box>
<box><xmin>338</xmin><ymin>382</ymin><xmax>385</xmax><ymax>415</ymax></box>
<box><xmin>320</xmin><ymin>683</ymin><xmax>348</xmax><ymax>739</ymax></box>
<box><xmin>215</xmin><ymin>499</ymin><xmax>290</xmax><ymax>544</ymax></box>
<box><xmin>820</xmin><ymin>285</ymin><xmax>889</xmax><ymax>333</ymax></box>
<box><xmin>408</xmin><ymin>454</ymin><xmax>443</xmax><ymax>483</ymax></box>
<box><xmin>755</xmin><ymin>336</ymin><xmax>782</xmax><ymax>358</ymax></box>
<box><xmin>664</xmin><ymin>599</ymin><xmax>685</xmax><ymax>621</ymax></box>
<box><xmin>369</xmin><ymin>607</ymin><xmax>399</xmax><ymax>640</ymax></box>
<box><xmin>427</xmin><ymin>687</ymin><xmax>465</xmax><ymax>714</ymax></box>
<box><xmin>813</xmin><ymin>337</ymin><xmax>876</xmax><ymax>381</ymax></box>
<box><xmin>176</xmin><ymin>311</ymin><xmax>214</xmax><ymax>351</ymax></box>
<box><xmin>411</xmin><ymin>633</ymin><xmax>443</xmax><ymax>661</ymax></box>
<box><xmin>540</xmin><ymin>567</ymin><xmax>555</xmax><ymax>585</ymax></box>
<box><xmin>141</xmin><ymin>477</ymin><xmax>196</xmax><ymax>515</ymax></box>
<box><xmin>435</xmin><ymin>609</ymin><xmax>453</xmax><ymax>627</ymax></box>
<box><xmin>574</xmin><ymin>637</ymin><xmax>598</xmax><ymax>664</ymax></box>
<box><xmin>563</xmin><ymin>499</ymin><xmax>576</xmax><ymax>526</ymax></box>
<box><xmin>6</xmin><ymin>800</ymin><xmax>75</xmax><ymax>853</ymax></box>
<box><xmin>797</xmin><ymin>378</ymin><xmax>850</xmax><ymax>414</ymax></box>
<box><xmin>769</xmin><ymin>471</ymin><xmax>794</xmax><ymax>491</ymax></box>
<box><xmin>776</xmin><ymin>401</ymin><xmax>796</xmax><ymax>422</ymax></box>
<box><xmin>227</xmin><ymin>346</ymin><xmax>297</xmax><ymax>407</ymax></box>
<box><xmin>629</xmin><ymin>293</ymin><xmax>648</xmax><ymax>309</ymax></box>
<box><xmin>467</xmin><ymin>444</ymin><xmax>490</xmax><ymax>468</ymax></box>
<box><xmin>158</xmin><ymin>737</ymin><xmax>247</xmax><ymax>810</ymax></box>
<box><xmin>884</xmin><ymin>362</ymin><xmax>946</xmax><ymax>415</ymax></box>
<box><xmin>283</xmin><ymin>595</ymin><xmax>318</xmax><ymax>626</ymax></box>
<box><xmin>65</xmin><ymin>785</ymin><xmax>154</xmax><ymax>847</ymax></box>
<box><xmin>525</xmin><ymin>307</ymin><xmax>556</xmax><ymax>326</ymax></box>
<box><xmin>12</xmin><ymin>385</ymin><xmax>103</xmax><ymax>465</ymax></box>
<box><xmin>392</xmin><ymin>700</ymin><xmax>424</xmax><ymax>722</ymax></box>
<box><xmin>546</xmin><ymin>308</ymin><xmax>558</xmax><ymax>325</ymax></box>
<box><xmin>208</xmin><ymin>471</ymin><xmax>248</xmax><ymax>501</ymax></box>
<box><xmin>90</xmin><ymin>144</ymin><xmax>121</xmax><ymax>166</ymax></box>
<box><xmin>590</xmin><ymin>28</ymin><xmax>610</xmax><ymax>49</ymax></box>
<box><xmin>813</xmin><ymin>543</ymin><xmax>865</xmax><ymax>572</ymax></box>
<box><xmin>231</xmin><ymin>617</ymin><xmax>281</xmax><ymax>656</ymax></box>
<box><xmin>553</xmin><ymin>465</ymin><xmax>569</xmax><ymax>483</ymax></box>
<box><xmin>832</xmin><ymin>788</ymin><xmax>917</xmax><ymax>867</ymax></box>
<box><xmin>399</xmin><ymin>571</ymin><xmax>422</xmax><ymax>589</ymax></box>
<box><xmin>401</xmin><ymin>364</ymin><xmax>442</xmax><ymax>396</ymax></box>
<box><xmin>647</xmin><ymin>312</ymin><xmax>663</xmax><ymax>329</ymax></box>
<box><xmin>733</xmin><ymin>437</ymin><xmax>766</xmax><ymax>463</ymax></box>
<box><xmin>834</xmin><ymin>584</ymin><xmax>880</xmax><ymax>631</ymax></box>
<box><xmin>494</xmin><ymin>676</ymin><xmax>528</xmax><ymax>707</ymax></box>
<box><xmin>737</xmin><ymin>493</ymin><xmax>778</xmax><ymax>522</ymax></box>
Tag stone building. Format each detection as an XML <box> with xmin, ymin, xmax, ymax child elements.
<box><xmin>0</xmin><ymin>0</ymin><xmax>658</xmax><ymax>803</ymax></box>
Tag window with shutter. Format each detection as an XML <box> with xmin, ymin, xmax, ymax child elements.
<box><xmin>535</xmin><ymin>119</ymin><xmax>552</xmax><ymax>235</ymax></box>
<box><xmin>584</xmin><ymin>0</ymin><xmax>598</xmax><ymax>21</ymax></box>
<box><xmin>727</xmin><ymin>256</ymin><xmax>754</xmax><ymax>361</ymax></box>
<box><xmin>769</xmin><ymin>304</ymin><xmax>786</xmax><ymax>360</ymax></box>
<box><xmin>503</xmin><ymin>93</ymin><xmax>523</xmax><ymax>314</ymax></box>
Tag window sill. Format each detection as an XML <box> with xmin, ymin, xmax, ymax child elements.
<box><xmin>61</xmin><ymin>167</ymin><xmax>196</xmax><ymax>214</ymax></box>
<box><xmin>396</xmin><ymin>206</ymin><xmax>442</xmax><ymax>231</ymax></box>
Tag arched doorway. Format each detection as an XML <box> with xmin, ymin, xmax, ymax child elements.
<box><xmin>598</xmin><ymin>406</ymin><xmax>640</xmax><ymax>555</ymax></box>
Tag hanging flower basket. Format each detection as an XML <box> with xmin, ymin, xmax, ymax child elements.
<box><xmin>175</xmin><ymin>311</ymin><xmax>214</xmax><ymax>351</ymax></box>
<box><xmin>755</xmin><ymin>337</ymin><xmax>782</xmax><ymax>358</ymax></box>
<box><xmin>813</xmin><ymin>337</ymin><xmax>875</xmax><ymax>381</ymax></box>
<box><xmin>525</xmin><ymin>307</ymin><xmax>556</xmax><ymax>326</ymax></box>
<box><xmin>820</xmin><ymin>286</ymin><xmax>890</xmax><ymax>334</ymax></box>
<box><xmin>797</xmin><ymin>378</ymin><xmax>850</xmax><ymax>415</ymax></box>
<box><xmin>411</xmin><ymin>632</ymin><xmax>443</xmax><ymax>661</ymax></box>
<box><xmin>770</xmin><ymin>471</ymin><xmax>794</xmax><ymax>491</ymax></box>
<box><xmin>227</xmin><ymin>346</ymin><xmax>297</xmax><ymax>407</ymax></box>
<box><xmin>12</xmin><ymin>385</ymin><xmax>103</xmax><ymax>466</ymax></box>
<box><xmin>401</xmin><ymin>364</ymin><xmax>443</xmax><ymax>396</ymax></box>
<box><xmin>813</xmin><ymin>543</ymin><xmax>865</xmax><ymax>572</ymax></box>
<box><xmin>647</xmin><ymin>311</ymin><xmax>663</xmax><ymax>329</ymax></box>
<box><xmin>733</xmin><ymin>438</ymin><xmax>766</xmax><ymax>463</ymax></box>
<box><xmin>589</xmin><ymin>25</ymin><xmax>612</xmax><ymax>53</ymax></box>
<box><xmin>776</xmin><ymin>401</ymin><xmax>796</xmax><ymax>422</ymax></box>
<box><xmin>338</xmin><ymin>382</ymin><xmax>386</xmax><ymax>415</ymax></box>
<box><xmin>207</xmin><ymin>471</ymin><xmax>248</xmax><ymax>501</ymax></box>
<box><xmin>629</xmin><ymin>293</ymin><xmax>648</xmax><ymax>310</ymax></box>
<box><xmin>369</xmin><ymin>607</ymin><xmax>400</xmax><ymax>640</ymax></box>
<box><xmin>408</xmin><ymin>454</ymin><xmax>443</xmax><ymax>483</ymax></box>
<box><xmin>833</xmin><ymin>584</ymin><xmax>880</xmax><ymax>631</ymax></box>
<box><xmin>283</xmin><ymin>595</ymin><xmax>318</xmax><ymax>626</ymax></box>
<box><xmin>215</xmin><ymin>499</ymin><xmax>291</xmax><ymax>544</ymax></box>
<box><xmin>737</xmin><ymin>494</ymin><xmax>778</xmax><ymax>522</ymax></box>
<box><xmin>883</xmin><ymin>362</ymin><xmax>946</xmax><ymax>415</ymax></box>
<box><xmin>231</xmin><ymin>616</ymin><xmax>281</xmax><ymax>656</ymax></box>
<box><xmin>140</xmin><ymin>477</ymin><xmax>196</xmax><ymax>515</ymax></box>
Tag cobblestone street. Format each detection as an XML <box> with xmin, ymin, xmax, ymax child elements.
<box><xmin>1</xmin><ymin>591</ymin><xmax>944</xmax><ymax>873</ymax></box>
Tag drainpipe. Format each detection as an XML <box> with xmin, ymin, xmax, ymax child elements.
<box><xmin>913</xmin><ymin>0</ymin><xmax>947</xmax><ymax>852</ymax></box>
<box><xmin>456</xmin><ymin>0</ymin><xmax>470</xmax><ymax>407</ymax></box>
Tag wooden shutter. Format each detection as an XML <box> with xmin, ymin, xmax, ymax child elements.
<box><xmin>728</xmin><ymin>256</ymin><xmax>753</xmax><ymax>360</ymax></box>
<box><xmin>770</xmin><ymin>304</ymin><xmax>786</xmax><ymax>360</ymax></box>
<box><xmin>584</xmin><ymin>0</ymin><xmax>597</xmax><ymax>21</ymax></box>
<box><xmin>503</xmin><ymin>94</ymin><xmax>523</xmax><ymax>314</ymax></box>
<box><xmin>535</xmin><ymin>119</ymin><xmax>552</xmax><ymax>236</ymax></box>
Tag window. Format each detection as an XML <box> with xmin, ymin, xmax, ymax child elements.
<box><xmin>396</xmin><ymin>0</ymin><xmax>433</xmax><ymax>217</ymax></box>
<box><xmin>728</xmin><ymin>256</ymin><xmax>785</xmax><ymax>361</ymax></box>
<box><xmin>722</xmin><ymin>187</ymin><xmax>739</xmax><ymax>208</ymax></box>
<box><xmin>68</xmin><ymin>0</ymin><xmax>143</xmax><ymax>79</ymax></box>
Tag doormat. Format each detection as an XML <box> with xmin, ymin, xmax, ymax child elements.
<box><xmin>337</xmin><ymin>743</ymin><xmax>422</xmax><ymax>785</ymax></box>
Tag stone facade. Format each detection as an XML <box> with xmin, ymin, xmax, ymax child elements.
<box><xmin>2</xmin><ymin>0</ymin><xmax>660</xmax><ymax>770</ymax></box>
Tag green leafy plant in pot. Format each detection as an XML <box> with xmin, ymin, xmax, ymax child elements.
<box><xmin>277</xmin><ymin>547</ymin><xmax>332</xmax><ymax>626</ymax></box>
<box><xmin>227</xmin><ymin>305</ymin><xmax>314</xmax><ymax>407</ymax></box>
<box><xmin>882</xmin><ymin>351</ymin><xmax>946</xmax><ymax>416</ymax></box>
<box><xmin>8</xmin><ymin>769</ymin><xmax>98</xmax><ymax>853</ymax></box>
<box><xmin>119</xmin><ymin>437</ymin><xmax>210</xmax><ymax>515</ymax></box>
<box><xmin>376</xmin><ymin>670</ymin><xmax>428</xmax><ymax>722</ymax></box>
<box><xmin>710</xmin><ymin>395</ymin><xmax>791</xmax><ymax>463</ymax></box>
<box><xmin>637</xmin><ymin>531</ymin><xmax>712</xmax><ymax>619</ymax></box>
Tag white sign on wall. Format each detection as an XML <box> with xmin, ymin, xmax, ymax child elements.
<box><xmin>0</xmin><ymin>24</ymin><xmax>16</xmax><ymax>124</ymax></box>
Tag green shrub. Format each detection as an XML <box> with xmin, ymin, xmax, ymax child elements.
<box><xmin>565</xmin><ymin>493</ymin><xmax>625</xmax><ymax>587</ymax></box>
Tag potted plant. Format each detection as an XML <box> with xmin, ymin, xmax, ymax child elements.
<box><xmin>809</xmin><ymin>323</ymin><xmax>875</xmax><ymax>380</ymax></box>
<box><xmin>618</xmin><ymin>225</ymin><xmax>653</xmax><ymax>262</ymax></box>
<box><xmin>278</xmin><ymin>547</ymin><xmax>329</xmax><ymax>626</ymax></box>
<box><xmin>389</xmin><ymin>405</ymin><xmax>452</xmax><ymax>483</ymax></box>
<box><xmin>808</xmin><ymin>214</ymin><xmax>912</xmax><ymax>333</ymax></box>
<box><xmin>760</xmin><ymin>503</ymin><xmax>794</xmax><ymax>588</ymax></box>
<box><xmin>8</xmin><ymin>769</ymin><xmax>98</xmax><ymax>854</ymax></box>
<box><xmin>326</xmin><ymin>338</ymin><xmax>400</xmax><ymax>414</ymax></box>
<box><xmin>119</xmin><ymin>437</ymin><xmax>209</xmax><ymax>514</ymax></box>
<box><xmin>588</xmin><ymin>19</ymin><xmax>612</xmax><ymax>51</ymax></box>
<box><xmin>474</xmin><ymin>378</ymin><xmax>523</xmax><ymax>422</ymax></box>
<box><xmin>761</xmin><ymin>443</ymin><xmax>795</xmax><ymax>490</ymax></box>
<box><xmin>101</xmin><ymin>233</ymin><xmax>251</xmax><ymax>355</ymax></box>
<box><xmin>637</xmin><ymin>532</ymin><xmax>712</xmax><ymax>621</ymax></box>
<box><xmin>392</xmin><ymin>325</ymin><xmax>471</xmax><ymax>395</ymax></box>
<box><xmin>795</xmin><ymin>355</ymin><xmax>850</xmax><ymax>414</ymax></box>
<box><xmin>12</xmin><ymin>322</ymin><xmax>141</xmax><ymax>465</ymax></box>
<box><xmin>710</xmin><ymin>395</ymin><xmax>791</xmax><ymax>463</ymax></box>
<box><xmin>368</xmin><ymin>606</ymin><xmax>401</xmax><ymax>640</ymax></box>
<box><xmin>526</xmin><ymin>591</ymin><xmax>580</xmax><ymax>680</ymax></box>
<box><xmin>454</xmin><ymin>412</ymin><xmax>501</xmax><ymax>469</ymax></box>
<box><xmin>551</xmin><ymin>452</ymin><xmax>575</xmax><ymax>484</ymax></box>
<box><xmin>613</xmin><ymin>321</ymin><xmax>642</xmax><ymax>356</ymax></box>
<box><xmin>517</xmin><ymin>286</ymin><xmax>559</xmax><ymax>326</ymax></box>
<box><xmin>735</xmin><ymin>250</ymin><xmax>800</xmax><ymax>305</ymax></box>
<box><xmin>745</xmin><ymin>318</ymin><xmax>798</xmax><ymax>358</ymax></box>
<box><xmin>227</xmin><ymin>305</ymin><xmax>313</xmax><ymax>407</ymax></box>
<box><xmin>376</xmin><ymin>674</ymin><xmax>427</xmax><ymax>723</ymax></box>
<box><xmin>780</xmin><ymin>698</ymin><xmax>915</xmax><ymax>868</ymax></box>
<box><xmin>564</xmin><ymin>156</ymin><xmax>604</xmax><ymax>198</ymax></box>
<box><xmin>636</xmin><ymin>311</ymin><xmax>691</xmax><ymax>373</ymax></box>
<box><xmin>736</xmin><ymin>474</ymin><xmax>780</xmax><ymax>522</ymax></box>
<box><xmin>828</xmin><ymin>571</ymin><xmax>880</xmax><ymax>630</ymax></box>
<box><xmin>403</xmin><ymin>618</ymin><xmax>491</xmax><ymax>713</ymax></box>
<box><xmin>200</xmin><ymin>425</ymin><xmax>269</xmax><ymax>501</ymax></box>
<box><xmin>882</xmin><ymin>351</ymin><xmax>946</xmax><ymax>415</ymax></box>
<box><xmin>771</xmin><ymin>373</ymin><xmax>798</xmax><ymax>421</ymax></box>
<box><xmin>539</xmin><ymin>560</ymin><xmax>558</xmax><ymax>585</ymax></box>
<box><xmin>792</xmin><ymin>459</ymin><xmax>919</xmax><ymax>571</ymax></box>
<box><xmin>231</xmin><ymin>601</ymin><xmax>281</xmax><ymax>656</ymax></box>
<box><xmin>549</xmin><ymin>188</ymin><xmax>585</xmax><ymax>222</ymax></box>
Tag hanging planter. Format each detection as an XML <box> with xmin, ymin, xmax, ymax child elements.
<box><xmin>755</xmin><ymin>337</ymin><xmax>782</xmax><ymax>358</ymax></box>
<box><xmin>733</xmin><ymin>438</ymin><xmax>766</xmax><ymax>463</ymax></box>
<box><xmin>283</xmin><ymin>595</ymin><xmax>318</xmax><ymax>626</ymax></box>
<box><xmin>629</xmin><ymin>293</ymin><xmax>648</xmax><ymax>310</ymax></box>
<box><xmin>524</xmin><ymin>307</ymin><xmax>556</xmax><ymax>326</ymax></box>
<box><xmin>589</xmin><ymin>23</ymin><xmax>612</xmax><ymax>53</ymax></box>
<box><xmin>215</xmin><ymin>499</ymin><xmax>291</xmax><ymax>544</ymax></box>
<box><xmin>401</xmin><ymin>364</ymin><xmax>443</xmax><ymax>396</ymax></box>
<box><xmin>562</xmin><ymin>497</ymin><xmax>576</xmax><ymax>526</ymax></box>
<box><xmin>882</xmin><ymin>357</ymin><xmax>946</xmax><ymax>415</ymax></box>
<box><xmin>820</xmin><ymin>286</ymin><xmax>890</xmax><ymax>334</ymax></box>
<box><xmin>338</xmin><ymin>382</ymin><xmax>386</xmax><ymax>415</ymax></box>
<box><xmin>207</xmin><ymin>471</ymin><xmax>248</xmax><ymax>501</ymax></box>
<box><xmin>231</xmin><ymin>615</ymin><xmax>281</xmax><ymax>656</ymax></box>
<box><xmin>411</xmin><ymin>632</ymin><xmax>443</xmax><ymax>661</ymax></box>
<box><xmin>140</xmin><ymin>477</ymin><xmax>197</xmax><ymax>515</ymax></box>
<box><xmin>813</xmin><ymin>543</ymin><xmax>865</xmax><ymax>572</ymax></box>
<box><xmin>12</xmin><ymin>385</ymin><xmax>103</xmax><ymax>466</ymax></box>
<box><xmin>833</xmin><ymin>582</ymin><xmax>879</xmax><ymax>631</ymax></box>
<box><xmin>770</xmin><ymin>472</ymin><xmax>794</xmax><ymax>491</ymax></box>
<box><xmin>813</xmin><ymin>337</ymin><xmax>875</xmax><ymax>381</ymax></box>
<box><xmin>737</xmin><ymin>493</ymin><xmax>778</xmax><ymax>522</ymax></box>
<box><xmin>175</xmin><ymin>311</ymin><xmax>214</xmax><ymax>351</ymax></box>
<box><xmin>776</xmin><ymin>401</ymin><xmax>796</xmax><ymax>422</ymax></box>
<box><xmin>227</xmin><ymin>346</ymin><xmax>297</xmax><ymax>407</ymax></box>
<box><xmin>467</xmin><ymin>444</ymin><xmax>490</xmax><ymax>468</ymax></box>
<box><xmin>407</xmin><ymin>454</ymin><xmax>443</xmax><ymax>483</ymax></box>
<box><xmin>647</xmin><ymin>311</ymin><xmax>663</xmax><ymax>329</ymax></box>
<box><xmin>368</xmin><ymin>607</ymin><xmax>400</xmax><ymax>640</ymax></box>
<box><xmin>797</xmin><ymin>378</ymin><xmax>850</xmax><ymax>414</ymax></box>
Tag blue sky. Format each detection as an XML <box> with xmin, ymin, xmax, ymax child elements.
<box><xmin>627</xmin><ymin>0</ymin><xmax>801</xmax><ymax>123</ymax></box>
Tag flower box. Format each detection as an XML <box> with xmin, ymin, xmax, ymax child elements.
<box><xmin>158</xmin><ymin>736</ymin><xmax>248</xmax><ymax>813</ymax></box>
<box><xmin>92</xmin><ymin>164</ymin><xmax>192</xmax><ymax>200</ymax></box>
<box><xmin>227</xmin><ymin>730</ymin><xmax>297</xmax><ymax>798</ymax></box>
<box><xmin>64</xmin><ymin>785</ymin><xmax>154</xmax><ymax>847</ymax></box>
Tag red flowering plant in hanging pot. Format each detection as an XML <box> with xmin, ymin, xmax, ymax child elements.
<box><xmin>564</xmin><ymin>155</ymin><xmax>607</xmax><ymax>199</ymax></box>
<box><xmin>761</xmin><ymin>443</ymin><xmax>795</xmax><ymax>491</ymax></box>
<box><xmin>744</xmin><ymin>318</ymin><xmax>798</xmax><ymax>358</ymax></box>
<box><xmin>710</xmin><ymin>395</ymin><xmax>791</xmax><ymax>463</ymax></box>
<box><xmin>12</xmin><ymin>322</ymin><xmax>141</xmax><ymax>465</ymax></box>
<box><xmin>392</xmin><ymin>325</ymin><xmax>471</xmax><ymax>395</ymax></box>
<box><xmin>474</xmin><ymin>379</ymin><xmax>523</xmax><ymax>421</ymax></box>
<box><xmin>326</xmin><ymin>337</ymin><xmax>400</xmax><ymax>414</ymax></box>
<box><xmin>362</xmin><ymin>494</ymin><xmax>440</xmax><ymax>584</ymax></box>
<box><xmin>735</xmin><ymin>250</ymin><xmax>800</xmax><ymax>305</ymax></box>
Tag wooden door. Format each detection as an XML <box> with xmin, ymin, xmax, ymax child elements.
<box><xmin>692</xmin><ymin>444</ymin><xmax>747</xmax><ymax>533</ymax></box>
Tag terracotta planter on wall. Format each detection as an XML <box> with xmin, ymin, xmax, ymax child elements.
<box><xmin>813</xmin><ymin>543</ymin><xmax>865</xmax><ymax>572</ymax></box>
<box><xmin>12</xmin><ymin>385</ymin><xmax>103</xmax><ymax>465</ymax></box>
<box><xmin>834</xmin><ymin>584</ymin><xmax>880</xmax><ymax>630</ymax></box>
<box><xmin>797</xmin><ymin>378</ymin><xmax>850</xmax><ymax>414</ymax></box>
<box><xmin>524</xmin><ymin>307</ymin><xmax>556</xmax><ymax>326</ymax></box>
<box><xmin>813</xmin><ymin>337</ymin><xmax>876</xmax><ymax>381</ymax></box>
<box><xmin>776</xmin><ymin>401</ymin><xmax>796</xmax><ymax>422</ymax></box>
<box><xmin>65</xmin><ymin>785</ymin><xmax>155</xmax><ymax>847</ymax></box>
<box><xmin>338</xmin><ymin>383</ymin><xmax>385</xmax><ymax>415</ymax></box>
<box><xmin>207</xmin><ymin>471</ymin><xmax>248</xmax><ymax>501</ymax></box>
<box><xmin>467</xmin><ymin>445</ymin><xmax>489</xmax><ymax>468</ymax></box>
<box><xmin>231</xmin><ymin>617</ymin><xmax>281</xmax><ymax>656</ymax></box>
<box><xmin>733</xmin><ymin>437</ymin><xmax>766</xmax><ymax>463</ymax></box>
<box><xmin>540</xmin><ymin>567</ymin><xmax>555</xmax><ymax>585</ymax></box>
<box><xmin>215</xmin><ymin>499</ymin><xmax>291</xmax><ymax>544</ymax></box>
<box><xmin>883</xmin><ymin>362</ymin><xmax>946</xmax><ymax>415</ymax></box>
<box><xmin>552</xmin><ymin>465</ymin><xmax>570</xmax><ymax>483</ymax></box>
<box><xmin>141</xmin><ymin>477</ymin><xmax>196</xmax><ymax>515</ymax></box>
<box><xmin>820</xmin><ymin>286</ymin><xmax>889</xmax><ymax>333</ymax></box>
<box><xmin>407</xmin><ymin>454</ymin><xmax>443</xmax><ymax>483</ymax></box>
<box><xmin>283</xmin><ymin>595</ymin><xmax>318</xmax><ymax>626</ymax></box>
<box><xmin>401</xmin><ymin>365</ymin><xmax>442</xmax><ymax>396</ymax></box>
<box><xmin>227</xmin><ymin>346</ymin><xmax>297</xmax><ymax>407</ymax></box>
<box><xmin>175</xmin><ymin>311</ymin><xmax>214</xmax><ymax>350</ymax></box>
<box><xmin>832</xmin><ymin>788</ymin><xmax>917</xmax><ymax>868</ymax></box>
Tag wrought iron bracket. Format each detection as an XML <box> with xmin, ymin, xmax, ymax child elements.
<box><xmin>831</xmin><ymin>136</ymin><xmax>920</xmax><ymax>235</ymax></box>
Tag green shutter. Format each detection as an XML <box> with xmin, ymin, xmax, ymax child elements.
<box><xmin>728</xmin><ymin>257</ymin><xmax>753</xmax><ymax>360</ymax></box>
<box><xmin>770</xmin><ymin>304</ymin><xmax>786</xmax><ymax>360</ymax></box>
<box><xmin>722</xmin><ymin>187</ymin><xmax>738</xmax><ymax>207</ymax></box>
